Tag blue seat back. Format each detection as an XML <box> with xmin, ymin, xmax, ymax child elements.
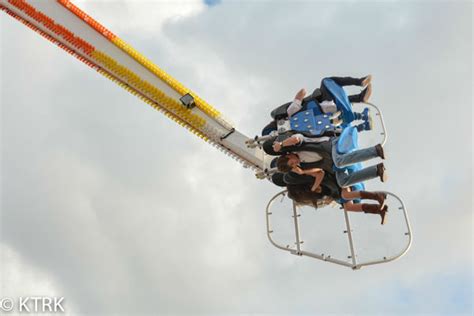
<box><xmin>334</xmin><ymin>126</ymin><xmax>366</xmax><ymax>198</ymax></box>
<box><xmin>306</xmin><ymin>100</ymin><xmax>323</xmax><ymax>115</ymax></box>
<box><xmin>290</xmin><ymin>110</ymin><xmax>334</xmax><ymax>136</ymax></box>
<box><xmin>322</xmin><ymin>78</ymin><xmax>355</xmax><ymax>123</ymax></box>
<box><xmin>336</xmin><ymin>125</ymin><xmax>358</xmax><ymax>154</ymax></box>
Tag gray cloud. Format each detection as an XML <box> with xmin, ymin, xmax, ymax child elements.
<box><xmin>1</xmin><ymin>1</ymin><xmax>472</xmax><ymax>315</ymax></box>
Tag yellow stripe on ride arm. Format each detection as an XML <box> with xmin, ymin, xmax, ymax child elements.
<box><xmin>111</xmin><ymin>37</ymin><xmax>232</xmax><ymax>129</ymax></box>
<box><xmin>91</xmin><ymin>50</ymin><xmax>207</xmax><ymax>131</ymax></box>
<box><xmin>97</xmin><ymin>68</ymin><xmax>209</xmax><ymax>141</ymax></box>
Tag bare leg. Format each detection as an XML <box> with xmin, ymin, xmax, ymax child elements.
<box><xmin>342</xmin><ymin>188</ymin><xmax>387</xmax><ymax>206</ymax></box>
<box><xmin>343</xmin><ymin>201</ymin><xmax>364</xmax><ymax>212</ymax></box>
<box><xmin>344</xmin><ymin>202</ymin><xmax>388</xmax><ymax>225</ymax></box>
<box><xmin>341</xmin><ymin>187</ymin><xmax>361</xmax><ymax>200</ymax></box>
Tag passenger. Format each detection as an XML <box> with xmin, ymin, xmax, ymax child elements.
<box><xmin>317</xmin><ymin>75</ymin><xmax>373</xmax><ymax>105</ymax></box>
<box><xmin>273</xmin><ymin>133</ymin><xmax>387</xmax><ymax>188</ymax></box>
<box><xmin>286</xmin><ymin>183</ymin><xmax>333</xmax><ymax>208</ymax></box>
<box><xmin>261</xmin><ymin>88</ymin><xmax>307</xmax><ymax>136</ymax></box>
<box><xmin>288</xmin><ymin>75</ymin><xmax>372</xmax><ymax>118</ymax></box>
<box><xmin>262</xmin><ymin>75</ymin><xmax>372</xmax><ymax>136</ymax></box>
<box><xmin>286</xmin><ymin>181</ymin><xmax>388</xmax><ymax>225</ymax></box>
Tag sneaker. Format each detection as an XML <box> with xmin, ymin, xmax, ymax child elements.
<box><xmin>364</xmin><ymin>115</ymin><xmax>374</xmax><ymax>131</ymax></box>
<box><xmin>360</xmin><ymin>107</ymin><xmax>370</xmax><ymax>121</ymax></box>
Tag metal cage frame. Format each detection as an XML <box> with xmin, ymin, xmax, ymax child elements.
<box><xmin>265</xmin><ymin>190</ymin><xmax>413</xmax><ymax>269</ymax></box>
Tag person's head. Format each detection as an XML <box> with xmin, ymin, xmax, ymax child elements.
<box><xmin>287</xmin><ymin>184</ymin><xmax>323</xmax><ymax>208</ymax></box>
<box><xmin>271</xmin><ymin>172</ymin><xmax>287</xmax><ymax>187</ymax></box>
<box><xmin>277</xmin><ymin>154</ymin><xmax>300</xmax><ymax>173</ymax></box>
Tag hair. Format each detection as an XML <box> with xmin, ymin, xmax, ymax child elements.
<box><xmin>277</xmin><ymin>155</ymin><xmax>292</xmax><ymax>173</ymax></box>
<box><xmin>262</xmin><ymin>138</ymin><xmax>279</xmax><ymax>156</ymax></box>
<box><xmin>287</xmin><ymin>184</ymin><xmax>325</xmax><ymax>208</ymax></box>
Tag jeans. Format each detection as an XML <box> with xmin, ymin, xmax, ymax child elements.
<box><xmin>335</xmin><ymin>165</ymin><xmax>378</xmax><ymax>187</ymax></box>
<box><xmin>331</xmin><ymin>138</ymin><xmax>378</xmax><ymax>168</ymax></box>
<box><xmin>331</xmin><ymin>138</ymin><xmax>380</xmax><ymax>187</ymax></box>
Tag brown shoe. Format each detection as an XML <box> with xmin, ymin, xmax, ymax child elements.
<box><xmin>361</xmin><ymin>75</ymin><xmax>372</xmax><ymax>87</ymax></box>
<box><xmin>375</xmin><ymin>144</ymin><xmax>385</xmax><ymax>160</ymax></box>
<box><xmin>376</xmin><ymin>163</ymin><xmax>388</xmax><ymax>182</ymax></box>
<box><xmin>362</xmin><ymin>203</ymin><xmax>388</xmax><ymax>224</ymax></box>
<box><xmin>362</xmin><ymin>203</ymin><xmax>381</xmax><ymax>214</ymax></box>
<box><xmin>360</xmin><ymin>191</ymin><xmax>387</xmax><ymax>208</ymax></box>
<box><xmin>375</xmin><ymin>192</ymin><xmax>387</xmax><ymax>209</ymax></box>
<box><xmin>379</xmin><ymin>205</ymin><xmax>388</xmax><ymax>225</ymax></box>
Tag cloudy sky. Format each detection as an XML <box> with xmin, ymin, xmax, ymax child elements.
<box><xmin>1</xmin><ymin>0</ymin><xmax>472</xmax><ymax>315</ymax></box>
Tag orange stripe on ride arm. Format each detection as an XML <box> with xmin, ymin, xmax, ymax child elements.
<box><xmin>0</xmin><ymin>6</ymin><xmax>98</xmax><ymax>69</ymax></box>
<box><xmin>8</xmin><ymin>0</ymin><xmax>95</xmax><ymax>55</ymax></box>
<box><xmin>57</xmin><ymin>0</ymin><xmax>117</xmax><ymax>41</ymax></box>
<box><xmin>56</xmin><ymin>0</ymin><xmax>230</xmax><ymax>128</ymax></box>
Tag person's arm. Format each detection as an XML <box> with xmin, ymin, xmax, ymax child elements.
<box><xmin>297</xmin><ymin>168</ymin><xmax>325</xmax><ymax>191</ymax></box>
<box><xmin>286</xmin><ymin>88</ymin><xmax>306</xmax><ymax>117</ymax></box>
<box><xmin>272</xmin><ymin>134</ymin><xmax>303</xmax><ymax>152</ymax></box>
<box><xmin>310</xmin><ymin>169</ymin><xmax>325</xmax><ymax>192</ymax></box>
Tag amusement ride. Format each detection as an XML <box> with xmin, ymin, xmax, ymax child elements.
<box><xmin>1</xmin><ymin>0</ymin><xmax>412</xmax><ymax>269</ymax></box>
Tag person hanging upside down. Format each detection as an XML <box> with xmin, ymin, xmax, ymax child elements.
<box><xmin>290</xmin><ymin>75</ymin><xmax>372</xmax><ymax>117</ymax></box>
<box><xmin>274</xmin><ymin>133</ymin><xmax>387</xmax><ymax>188</ymax></box>
<box><xmin>261</xmin><ymin>75</ymin><xmax>373</xmax><ymax>136</ymax></box>
<box><xmin>285</xmin><ymin>180</ymin><xmax>388</xmax><ymax>225</ymax></box>
<box><xmin>317</xmin><ymin>75</ymin><xmax>373</xmax><ymax>105</ymax></box>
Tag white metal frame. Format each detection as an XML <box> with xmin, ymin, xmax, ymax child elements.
<box><xmin>265</xmin><ymin>190</ymin><xmax>413</xmax><ymax>270</ymax></box>
<box><xmin>360</xmin><ymin>102</ymin><xmax>388</xmax><ymax>146</ymax></box>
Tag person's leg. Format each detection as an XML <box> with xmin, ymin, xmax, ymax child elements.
<box><xmin>318</xmin><ymin>80</ymin><xmax>333</xmax><ymax>102</ymax></box>
<box><xmin>341</xmin><ymin>188</ymin><xmax>386</xmax><ymax>205</ymax></box>
<box><xmin>261</xmin><ymin>121</ymin><xmax>277</xmax><ymax>136</ymax></box>
<box><xmin>359</xmin><ymin>191</ymin><xmax>387</xmax><ymax>206</ymax></box>
<box><xmin>349</xmin><ymin>84</ymin><xmax>372</xmax><ymax>103</ymax></box>
<box><xmin>328</xmin><ymin>76</ymin><xmax>365</xmax><ymax>87</ymax></box>
<box><xmin>343</xmin><ymin>202</ymin><xmax>387</xmax><ymax>225</ymax></box>
<box><xmin>332</xmin><ymin>142</ymin><xmax>382</xmax><ymax>168</ymax></box>
<box><xmin>343</xmin><ymin>201</ymin><xmax>363</xmax><ymax>212</ymax></box>
<box><xmin>361</xmin><ymin>204</ymin><xmax>388</xmax><ymax>225</ymax></box>
<box><xmin>341</xmin><ymin>188</ymin><xmax>360</xmax><ymax>200</ymax></box>
<box><xmin>336</xmin><ymin>165</ymin><xmax>382</xmax><ymax>187</ymax></box>
<box><xmin>349</xmin><ymin>94</ymin><xmax>362</xmax><ymax>103</ymax></box>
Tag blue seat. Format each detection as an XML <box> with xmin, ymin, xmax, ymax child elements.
<box><xmin>336</xmin><ymin>125</ymin><xmax>358</xmax><ymax>154</ymax></box>
<box><xmin>335</xmin><ymin>125</ymin><xmax>366</xmax><ymax>195</ymax></box>
<box><xmin>322</xmin><ymin>78</ymin><xmax>356</xmax><ymax>124</ymax></box>
<box><xmin>306</xmin><ymin>100</ymin><xmax>323</xmax><ymax>115</ymax></box>
<box><xmin>287</xmin><ymin>78</ymin><xmax>358</xmax><ymax>136</ymax></box>
<box><xmin>290</xmin><ymin>110</ymin><xmax>334</xmax><ymax>136</ymax></box>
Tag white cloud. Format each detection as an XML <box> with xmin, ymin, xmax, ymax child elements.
<box><xmin>0</xmin><ymin>243</ymin><xmax>77</xmax><ymax>313</ymax></box>
<box><xmin>74</xmin><ymin>0</ymin><xmax>205</xmax><ymax>36</ymax></box>
<box><xmin>1</xmin><ymin>0</ymin><xmax>472</xmax><ymax>315</ymax></box>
